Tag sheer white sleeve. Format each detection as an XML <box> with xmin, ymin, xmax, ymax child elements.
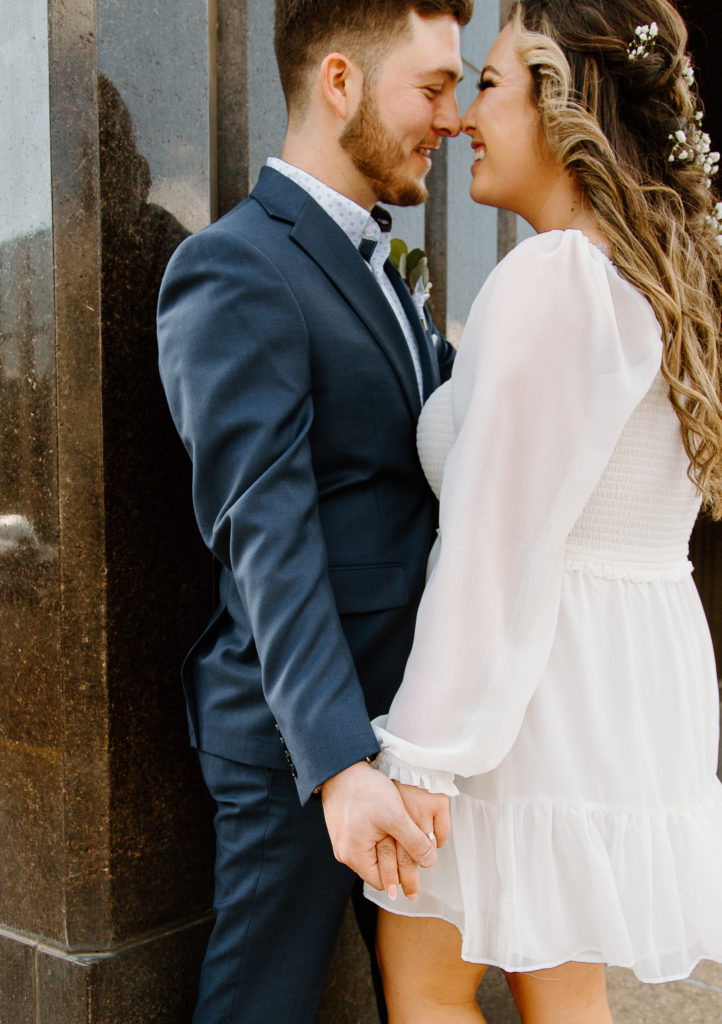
<box><xmin>373</xmin><ymin>231</ymin><xmax>663</xmax><ymax>794</ymax></box>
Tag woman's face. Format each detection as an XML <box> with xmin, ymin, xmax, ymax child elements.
<box><xmin>461</xmin><ymin>24</ymin><xmax>563</xmax><ymax>226</ymax></box>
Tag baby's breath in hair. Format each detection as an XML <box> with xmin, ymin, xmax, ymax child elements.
<box><xmin>668</xmin><ymin>112</ymin><xmax>720</xmax><ymax>228</ymax></box>
<box><xmin>706</xmin><ymin>202</ymin><xmax>722</xmax><ymax>246</ymax></box>
<box><xmin>681</xmin><ymin>56</ymin><xmax>695</xmax><ymax>88</ymax></box>
<box><xmin>628</xmin><ymin>15</ymin><xmax>722</xmax><ymax>244</ymax></box>
<box><xmin>627</xmin><ymin>21</ymin><xmax>658</xmax><ymax>60</ymax></box>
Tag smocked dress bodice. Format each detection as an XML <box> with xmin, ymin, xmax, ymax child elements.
<box><xmin>418</xmin><ymin>370</ymin><xmax>702</xmax><ymax>581</ymax></box>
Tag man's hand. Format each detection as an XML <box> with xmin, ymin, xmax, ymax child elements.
<box><xmin>321</xmin><ymin>760</ymin><xmax>437</xmax><ymax>900</ymax></box>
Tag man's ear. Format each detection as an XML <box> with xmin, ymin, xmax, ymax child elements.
<box><xmin>319</xmin><ymin>52</ymin><xmax>363</xmax><ymax>120</ymax></box>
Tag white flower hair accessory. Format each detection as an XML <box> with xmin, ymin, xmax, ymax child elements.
<box><xmin>668</xmin><ymin>114</ymin><xmax>720</xmax><ymax>181</ymax></box>
<box><xmin>706</xmin><ymin>202</ymin><xmax>722</xmax><ymax>246</ymax></box>
<box><xmin>628</xmin><ymin>22</ymin><xmax>658</xmax><ymax>61</ymax></box>
<box><xmin>627</xmin><ymin>24</ymin><xmax>721</xmax><ymax>244</ymax></box>
<box><xmin>668</xmin><ymin>116</ymin><xmax>722</xmax><ymax>244</ymax></box>
<box><xmin>681</xmin><ymin>56</ymin><xmax>695</xmax><ymax>89</ymax></box>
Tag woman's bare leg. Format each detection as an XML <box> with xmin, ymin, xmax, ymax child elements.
<box><xmin>376</xmin><ymin>910</ymin><xmax>488</xmax><ymax>1023</ymax></box>
<box><xmin>505</xmin><ymin>961</ymin><xmax>614</xmax><ymax>1024</ymax></box>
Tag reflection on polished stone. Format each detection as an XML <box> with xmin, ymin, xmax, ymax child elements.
<box><xmin>0</xmin><ymin>211</ymin><xmax>63</xmax><ymax>929</ymax></box>
<box><xmin>1</xmin><ymin>0</ymin><xmax>216</xmax><ymax>997</ymax></box>
<box><xmin>97</xmin><ymin>0</ymin><xmax>213</xmax><ymax>232</ymax></box>
<box><xmin>98</xmin><ymin>70</ymin><xmax>215</xmax><ymax>939</ymax></box>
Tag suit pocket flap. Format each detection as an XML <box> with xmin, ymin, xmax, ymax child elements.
<box><xmin>328</xmin><ymin>563</ymin><xmax>409</xmax><ymax>615</ymax></box>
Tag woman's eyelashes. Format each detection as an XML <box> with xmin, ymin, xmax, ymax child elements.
<box><xmin>478</xmin><ymin>76</ymin><xmax>495</xmax><ymax>91</ymax></box>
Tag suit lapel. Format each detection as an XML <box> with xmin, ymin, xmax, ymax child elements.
<box><xmin>385</xmin><ymin>259</ymin><xmax>441</xmax><ymax>399</ymax></box>
<box><xmin>251</xmin><ymin>168</ymin><xmax>423</xmax><ymax>417</ymax></box>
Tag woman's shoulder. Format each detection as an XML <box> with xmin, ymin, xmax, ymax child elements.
<box><xmin>491</xmin><ymin>228</ymin><xmax>611</xmax><ymax>284</ymax></box>
<box><xmin>468</xmin><ymin>230</ymin><xmax>607</xmax><ymax>327</ymax></box>
<box><xmin>478</xmin><ymin>229</ymin><xmax>652</xmax><ymax>321</ymax></box>
<box><xmin>462</xmin><ymin>227</ymin><xmax>661</xmax><ymax>366</ymax></box>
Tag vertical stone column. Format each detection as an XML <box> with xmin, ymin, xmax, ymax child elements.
<box><xmin>0</xmin><ymin>0</ymin><xmax>217</xmax><ymax>1019</ymax></box>
<box><xmin>426</xmin><ymin>1</ymin><xmax>500</xmax><ymax>344</ymax></box>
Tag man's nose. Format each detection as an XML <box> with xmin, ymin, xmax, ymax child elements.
<box><xmin>434</xmin><ymin>93</ymin><xmax>462</xmax><ymax>137</ymax></box>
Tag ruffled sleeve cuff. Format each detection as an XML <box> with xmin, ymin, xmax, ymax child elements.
<box><xmin>375</xmin><ymin>750</ymin><xmax>459</xmax><ymax>796</ymax></box>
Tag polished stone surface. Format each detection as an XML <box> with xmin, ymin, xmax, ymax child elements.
<box><xmin>0</xmin><ymin>935</ymin><xmax>35</xmax><ymax>1024</ymax></box>
<box><xmin>0</xmin><ymin>743</ymin><xmax>65</xmax><ymax>940</ymax></box>
<box><xmin>216</xmin><ymin>0</ymin><xmax>250</xmax><ymax>214</ymax></box>
<box><xmin>97</xmin><ymin>0</ymin><xmax>213</xmax><ymax>233</ymax></box>
<box><xmin>0</xmin><ymin>0</ymin><xmax>65</xmax><ymax>945</ymax></box>
<box><xmin>96</xmin><ymin>65</ymin><xmax>215</xmax><ymax>941</ymax></box>
<box><xmin>2</xmin><ymin>0</ymin><xmax>215</xmax><ymax>1011</ymax></box>
<box><xmin>34</xmin><ymin>919</ymin><xmax>213</xmax><ymax>1024</ymax></box>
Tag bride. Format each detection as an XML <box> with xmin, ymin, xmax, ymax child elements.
<box><xmin>362</xmin><ymin>1</ymin><xmax>722</xmax><ymax>1021</ymax></box>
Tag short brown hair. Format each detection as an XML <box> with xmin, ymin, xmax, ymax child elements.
<box><xmin>274</xmin><ymin>0</ymin><xmax>473</xmax><ymax>111</ymax></box>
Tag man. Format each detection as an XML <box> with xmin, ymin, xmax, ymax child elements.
<box><xmin>157</xmin><ymin>1</ymin><xmax>471</xmax><ymax>1021</ymax></box>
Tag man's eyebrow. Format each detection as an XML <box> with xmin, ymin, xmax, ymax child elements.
<box><xmin>433</xmin><ymin>66</ymin><xmax>464</xmax><ymax>82</ymax></box>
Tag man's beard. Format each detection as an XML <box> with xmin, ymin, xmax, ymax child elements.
<box><xmin>340</xmin><ymin>86</ymin><xmax>428</xmax><ymax>207</ymax></box>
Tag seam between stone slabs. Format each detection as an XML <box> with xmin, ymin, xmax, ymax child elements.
<box><xmin>0</xmin><ymin>912</ymin><xmax>215</xmax><ymax>963</ymax></box>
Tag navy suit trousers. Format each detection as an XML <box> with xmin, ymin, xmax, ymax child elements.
<box><xmin>193</xmin><ymin>752</ymin><xmax>386</xmax><ymax>1024</ymax></box>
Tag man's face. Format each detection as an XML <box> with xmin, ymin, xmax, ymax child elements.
<box><xmin>340</xmin><ymin>12</ymin><xmax>464</xmax><ymax>206</ymax></box>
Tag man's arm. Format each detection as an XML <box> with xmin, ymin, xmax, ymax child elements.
<box><xmin>158</xmin><ymin>227</ymin><xmax>376</xmax><ymax>802</ymax></box>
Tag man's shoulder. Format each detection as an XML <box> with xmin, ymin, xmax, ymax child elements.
<box><xmin>174</xmin><ymin>167</ymin><xmax>314</xmax><ymax>258</ymax></box>
<box><xmin>163</xmin><ymin>198</ymin><xmax>287</xmax><ymax>284</ymax></box>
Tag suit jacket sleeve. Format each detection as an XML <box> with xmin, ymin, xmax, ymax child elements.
<box><xmin>158</xmin><ymin>225</ymin><xmax>379</xmax><ymax>803</ymax></box>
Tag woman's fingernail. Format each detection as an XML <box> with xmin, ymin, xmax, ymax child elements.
<box><xmin>387</xmin><ymin>885</ymin><xmax>398</xmax><ymax>901</ymax></box>
<box><xmin>407</xmin><ymin>892</ymin><xmax>418</xmax><ymax>902</ymax></box>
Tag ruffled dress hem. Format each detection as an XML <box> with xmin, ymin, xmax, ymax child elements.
<box><xmin>364</xmin><ymin>783</ymin><xmax>722</xmax><ymax>984</ymax></box>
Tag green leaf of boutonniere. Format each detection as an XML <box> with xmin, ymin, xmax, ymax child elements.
<box><xmin>390</xmin><ymin>238</ymin><xmax>432</xmax><ymax>299</ymax></box>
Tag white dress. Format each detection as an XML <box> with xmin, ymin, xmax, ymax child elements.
<box><xmin>365</xmin><ymin>230</ymin><xmax>722</xmax><ymax>982</ymax></box>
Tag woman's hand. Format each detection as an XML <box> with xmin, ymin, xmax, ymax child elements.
<box><xmin>375</xmin><ymin>782</ymin><xmax>450</xmax><ymax>902</ymax></box>
<box><xmin>393</xmin><ymin>781</ymin><xmax>451</xmax><ymax>849</ymax></box>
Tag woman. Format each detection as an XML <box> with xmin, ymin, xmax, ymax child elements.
<box><xmin>364</xmin><ymin>1</ymin><xmax>722</xmax><ymax>1021</ymax></box>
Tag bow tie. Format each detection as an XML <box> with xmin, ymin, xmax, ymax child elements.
<box><xmin>359</xmin><ymin>205</ymin><xmax>392</xmax><ymax>262</ymax></box>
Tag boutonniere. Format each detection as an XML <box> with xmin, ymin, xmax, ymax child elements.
<box><xmin>390</xmin><ymin>238</ymin><xmax>432</xmax><ymax>324</ymax></box>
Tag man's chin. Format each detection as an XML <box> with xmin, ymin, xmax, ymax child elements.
<box><xmin>377</xmin><ymin>179</ymin><xmax>429</xmax><ymax>207</ymax></box>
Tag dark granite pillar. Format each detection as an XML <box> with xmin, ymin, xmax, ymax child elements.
<box><xmin>1</xmin><ymin>1</ymin><xmax>216</xmax><ymax>1020</ymax></box>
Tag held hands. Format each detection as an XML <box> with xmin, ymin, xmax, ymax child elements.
<box><xmin>321</xmin><ymin>761</ymin><xmax>450</xmax><ymax>900</ymax></box>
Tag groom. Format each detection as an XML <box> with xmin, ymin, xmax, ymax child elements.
<box><xmin>157</xmin><ymin>1</ymin><xmax>470</xmax><ymax>1021</ymax></box>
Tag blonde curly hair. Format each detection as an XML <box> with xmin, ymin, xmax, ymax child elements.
<box><xmin>512</xmin><ymin>0</ymin><xmax>722</xmax><ymax>516</ymax></box>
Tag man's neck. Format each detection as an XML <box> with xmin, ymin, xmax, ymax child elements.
<box><xmin>280</xmin><ymin>137</ymin><xmax>377</xmax><ymax>211</ymax></box>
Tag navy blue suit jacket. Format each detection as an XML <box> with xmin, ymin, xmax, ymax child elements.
<box><xmin>158</xmin><ymin>166</ymin><xmax>454</xmax><ymax>803</ymax></box>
